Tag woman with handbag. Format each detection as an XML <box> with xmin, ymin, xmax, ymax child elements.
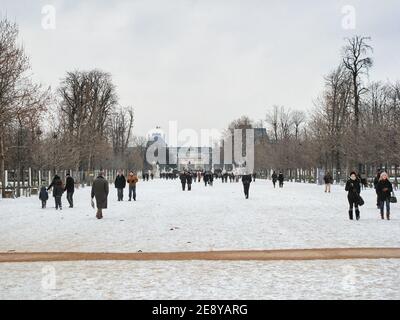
<box><xmin>376</xmin><ymin>172</ymin><xmax>393</xmax><ymax>220</ymax></box>
<box><xmin>345</xmin><ymin>171</ymin><xmax>362</xmax><ymax>220</ymax></box>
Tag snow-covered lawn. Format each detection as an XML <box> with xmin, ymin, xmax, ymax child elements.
<box><xmin>1</xmin><ymin>259</ymin><xmax>399</xmax><ymax>299</ymax></box>
<box><xmin>1</xmin><ymin>179</ymin><xmax>400</xmax><ymax>299</ymax></box>
<box><xmin>0</xmin><ymin>179</ymin><xmax>399</xmax><ymax>252</ymax></box>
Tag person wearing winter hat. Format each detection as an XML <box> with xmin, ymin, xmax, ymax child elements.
<box><xmin>345</xmin><ymin>171</ymin><xmax>361</xmax><ymax>220</ymax></box>
<box><xmin>376</xmin><ymin>172</ymin><xmax>393</xmax><ymax>220</ymax></box>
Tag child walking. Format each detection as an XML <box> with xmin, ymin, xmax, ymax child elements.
<box><xmin>39</xmin><ymin>186</ymin><xmax>49</xmax><ymax>209</ymax></box>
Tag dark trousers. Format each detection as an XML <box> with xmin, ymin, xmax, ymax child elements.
<box><xmin>129</xmin><ymin>186</ymin><xmax>136</xmax><ymax>200</ymax></box>
<box><xmin>273</xmin><ymin>181</ymin><xmax>277</xmax><ymax>188</ymax></box>
<box><xmin>380</xmin><ymin>199</ymin><xmax>390</xmax><ymax>214</ymax></box>
<box><xmin>243</xmin><ymin>183</ymin><xmax>250</xmax><ymax>199</ymax></box>
<box><xmin>279</xmin><ymin>181</ymin><xmax>284</xmax><ymax>188</ymax></box>
<box><xmin>182</xmin><ymin>183</ymin><xmax>186</xmax><ymax>191</ymax></box>
<box><xmin>117</xmin><ymin>188</ymin><xmax>124</xmax><ymax>201</ymax></box>
<box><xmin>42</xmin><ymin>200</ymin><xmax>47</xmax><ymax>209</ymax></box>
<box><xmin>188</xmin><ymin>183</ymin><xmax>192</xmax><ymax>191</ymax></box>
<box><xmin>55</xmin><ymin>196</ymin><xmax>62</xmax><ymax>209</ymax></box>
<box><xmin>67</xmin><ymin>191</ymin><xmax>74</xmax><ymax>208</ymax></box>
<box><xmin>348</xmin><ymin>196</ymin><xmax>360</xmax><ymax>220</ymax></box>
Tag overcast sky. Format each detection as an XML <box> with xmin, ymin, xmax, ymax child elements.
<box><xmin>2</xmin><ymin>0</ymin><xmax>400</xmax><ymax>140</ymax></box>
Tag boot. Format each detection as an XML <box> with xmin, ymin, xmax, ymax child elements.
<box><xmin>96</xmin><ymin>210</ymin><xmax>103</xmax><ymax>219</ymax></box>
<box><xmin>387</xmin><ymin>212</ymin><xmax>390</xmax><ymax>221</ymax></box>
<box><xmin>348</xmin><ymin>210</ymin><xmax>353</xmax><ymax>220</ymax></box>
<box><xmin>381</xmin><ymin>212</ymin><xmax>384</xmax><ymax>220</ymax></box>
<box><xmin>355</xmin><ymin>210</ymin><xmax>360</xmax><ymax>221</ymax></box>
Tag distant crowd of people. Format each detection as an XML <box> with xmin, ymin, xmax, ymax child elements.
<box><xmin>40</xmin><ymin>167</ymin><xmax>397</xmax><ymax>221</ymax></box>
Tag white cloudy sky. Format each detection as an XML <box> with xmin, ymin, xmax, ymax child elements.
<box><xmin>1</xmin><ymin>0</ymin><xmax>400</xmax><ymax>139</ymax></box>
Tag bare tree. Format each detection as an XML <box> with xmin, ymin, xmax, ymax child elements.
<box><xmin>58</xmin><ymin>69</ymin><xmax>118</xmax><ymax>171</ymax></box>
<box><xmin>342</xmin><ymin>36</ymin><xmax>373</xmax><ymax>126</ymax></box>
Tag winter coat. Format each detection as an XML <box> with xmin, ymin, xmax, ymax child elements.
<box><xmin>376</xmin><ymin>179</ymin><xmax>393</xmax><ymax>202</ymax></box>
<box><xmin>39</xmin><ymin>187</ymin><xmax>49</xmax><ymax>201</ymax></box>
<box><xmin>115</xmin><ymin>175</ymin><xmax>126</xmax><ymax>189</ymax></box>
<box><xmin>242</xmin><ymin>174</ymin><xmax>252</xmax><ymax>185</ymax></box>
<box><xmin>374</xmin><ymin>175</ymin><xmax>380</xmax><ymax>190</ymax></box>
<box><xmin>91</xmin><ymin>176</ymin><xmax>109</xmax><ymax>209</ymax></box>
<box><xmin>272</xmin><ymin>173</ymin><xmax>277</xmax><ymax>182</ymax></box>
<box><xmin>186</xmin><ymin>174</ymin><xmax>193</xmax><ymax>184</ymax></box>
<box><xmin>278</xmin><ymin>173</ymin><xmax>284</xmax><ymax>182</ymax></box>
<box><xmin>345</xmin><ymin>179</ymin><xmax>361</xmax><ymax>201</ymax></box>
<box><xmin>323</xmin><ymin>174</ymin><xmax>333</xmax><ymax>184</ymax></box>
<box><xmin>53</xmin><ymin>179</ymin><xmax>64</xmax><ymax>197</ymax></box>
<box><xmin>180</xmin><ymin>174</ymin><xmax>186</xmax><ymax>184</ymax></box>
<box><xmin>127</xmin><ymin>175</ymin><xmax>138</xmax><ymax>187</ymax></box>
<box><xmin>48</xmin><ymin>175</ymin><xmax>61</xmax><ymax>197</ymax></box>
<box><xmin>65</xmin><ymin>176</ymin><xmax>75</xmax><ymax>193</ymax></box>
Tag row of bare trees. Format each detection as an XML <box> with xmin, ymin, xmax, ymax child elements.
<box><xmin>228</xmin><ymin>36</ymin><xmax>399</xmax><ymax>181</ymax></box>
<box><xmin>0</xmin><ymin>18</ymin><xmax>146</xmax><ymax>195</ymax></box>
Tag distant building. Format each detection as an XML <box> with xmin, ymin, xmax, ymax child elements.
<box><xmin>145</xmin><ymin>127</ymin><xmax>268</xmax><ymax>172</ymax></box>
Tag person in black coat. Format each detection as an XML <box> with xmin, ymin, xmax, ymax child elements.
<box><xmin>204</xmin><ymin>172</ymin><xmax>209</xmax><ymax>186</ymax></box>
<box><xmin>180</xmin><ymin>172</ymin><xmax>187</xmax><ymax>191</ymax></box>
<box><xmin>39</xmin><ymin>186</ymin><xmax>49</xmax><ymax>209</ymax></box>
<box><xmin>278</xmin><ymin>171</ymin><xmax>284</xmax><ymax>188</ymax></box>
<box><xmin>373</xmin><ymin>169</ymin><xmax>382</xmax><ymax>208</ymax></box>
<box><xmin>64</xmin><ymin>173</ymin><xmax>75</xmax><ymax>208</ymax></box>
<box><xmin>345</xmin><ymin>171</ymin><xmax>361</xmax><ymax>220</ymax></box>
<box><xmin>209</xmin><ymin>172</ymin><xmax>214</xmax><ymax>186</ymax></box>
<box><xmin>323</xmin><ymin>172</ymin><xmax>333</xmax><ymax>193</ymax></box>
<box><xmin>376</xmin><ymin>172</ymin><xmax>393</xmax><ymax>220</ymax></box>
<box><xmin>114</xmin><ymin>170</ymin><xmax>126</xmax><ymax>201</ymax></box>
<box><xmin>48</xmin><ymin>175</ymin><xmax>64</xmax><ymax>210</ymax></box>
<box><xmin>186</xmin><ymin>172</ymin><xmax>193</xmax><ymax>191</ymax></box>
<box><xmin>272</xmin><ymin>171</ymin><xmax>278</xmax><ymax>188</ymax></box>
<box><xmin>242</xmin><ymin>174</ymin><xmax>252</xmax><ymax>199</ymax></box>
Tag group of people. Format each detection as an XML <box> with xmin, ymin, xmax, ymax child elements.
<box><xmin>114</xmin><ymin>170</ymin><xmax>139</xmax><ymax>202</ymax></box>
<box><xmin>271</xmin><ymin>171</ymin><xmax>285</xmax><ymax>188</ymax></box>
<box><xmin>41</xmin><ymin>168</ymin><xmax>397</xmax><ymax>221</ymax></box>
<box><xmin>39</xmin><ymin>173</ymin><xmax>75</xmax><ymax>210</ymax></box>
<box><xmin>344</xmin><ymin>170</ymin><xmax>395</xmax><ymax>221</ymax></box>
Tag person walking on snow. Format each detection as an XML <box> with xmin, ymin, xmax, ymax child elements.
<box><xmin>48</xmin><ymin>175</ymin><xmax>64</xmax><ymax>210</ymax></box>
<box><xmin>374</xmin><ymin>169</ymin><xmax>382</xmax><ymax>209</ymax></box>
<box><xmin>278</xmin><ymin>171</ymin><xmax>284</xmax><ymax>188</ymax></box>
<box><xmin>91</xmin><ymin>171</ymin><xmax>109</xmax><ymax>220</ymax></box>
<box><xmin>323</xmin><ymin>171</ymin><xmax>333</xmax><ymax>193</ymax></box>
<box><xmin>180</xmin><ymin>172</ymin><xmax>187</xmax><ymax>191</ymax></box>
<box><xmin>127</xmin><ymin>171</ymin><xmax>139</xmax><ymax>201</ymax></box>
<box><xmin>114</xmin><ymin>170</ymin><xmax>126</xmax><ymax>201</ymax></box>
<box><xmin>345</xmin><ymin>171</ymin><xmax>361</xmax><ymax>221</ymax></box>
<box><xmin>242</xmin><ymin>173</ymin><xmax>252</xmax><ymax>199</ymax></box>
<box><xmin>186</xmin><ymin>172</ymin><xmax>193</xmax><ymax>191</ymax></box>
<box><xmin>272</xmin><ymin>171</ymin><xmax>278</xmax><ymax>188</ymax></box>
<box><xmin>376</xmin><ymin>172</ymin><xmax>393</xmax><ymax>220</ymax></box>
<box><xmin>39</xmin><ymin>185</ymin><xmax>49</xmax><ymax>209</ymax></box>
<box><xmin>64</xmin><ymin>173</ymin><xmax>75</xmax><ymax>208</ymax></box>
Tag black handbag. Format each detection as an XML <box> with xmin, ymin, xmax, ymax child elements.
<box><xmin>390</xmin><ymin>192</ymin><xmax>397</xmax><ymax>204</ymax></box>
<box><xmin>358</xmin><ymin>195</ymin><xmax>365</xmax><ymax>206</ymax></box>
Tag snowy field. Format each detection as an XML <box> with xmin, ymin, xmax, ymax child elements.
<box><xmin>1</xmin><ymin>259</ymin><xmax>400</xmax><ymax>299</ymax></box>
<box><xmin>0</xmin><ymin>179</ymin><xmax>399</xmax><ymax>252</ymax></box>
<box><xmin>1</xmin><ymin>179</ymin><xmax>400</xmax><ymax>299</ymax></box>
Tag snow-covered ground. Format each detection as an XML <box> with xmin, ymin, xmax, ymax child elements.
<box><xmin>1</xmin><ymin>259</ymin><xmax>399</xmax><ymax>299</ymax></box>
<box><xmin>0</xmin><ymin>179</ymin><xmax>399</xmax><ymax>252</ymax></box>
<box><xmin>1</xmin><ymin>179</ymin><xmax>400</xmax><ymax>299</ymax></box>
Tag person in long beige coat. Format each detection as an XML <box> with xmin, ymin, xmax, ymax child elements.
<box><xmin>91</xmin><ymin>172</ymin><xmax>109</xmax><ymax>219</ymax></box>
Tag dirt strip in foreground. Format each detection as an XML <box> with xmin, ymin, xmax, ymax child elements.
<box><xmin>1</xmin><ymin>248</ymin><xmax>400</xmax><ymax>263</ymax></box>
